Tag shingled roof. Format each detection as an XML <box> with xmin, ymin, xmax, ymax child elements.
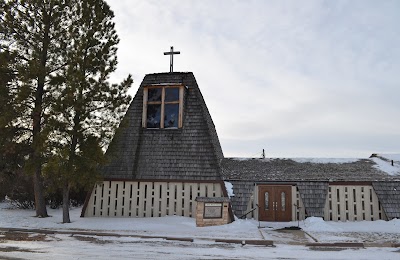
<box><xmin>101</xmin><ymin>72</ymin><xmax>224</xmax><ymax>180</ymax></box>
<box><xmin>221</xmin><ymin>158</ymin><xmax>400</xmax><ymax>182</ymax></box>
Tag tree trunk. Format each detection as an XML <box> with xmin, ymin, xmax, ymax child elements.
<box><xmin>31</xmin><ymin>7</ymin><xmax>52</xmax><ymax>218</ymax></box>
<box><xmin>62</xmin><ymin>181</ymin><xmax>70</xmax><ymax>223</ymax></box>
<box><xmin>33</xmin><ymin>168</ymin><xmax>48</xmax><ymax>217</ymax></box>
<box><xmin>32</xmin><ymin>86</ymin><xmax>48</xmax><ymax>217</ymax></box>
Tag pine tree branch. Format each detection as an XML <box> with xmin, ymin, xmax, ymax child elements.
<box><xmin>0</xmin><ymin>11</ymin><xmax>36</xmax><ymax>49</ymax></box>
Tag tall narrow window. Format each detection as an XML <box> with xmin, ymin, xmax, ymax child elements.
<box><xmin>281</xmin><ymin>192</ymin><xmax>286</xmax><ymax>211</ymax></box>
<box><xmin>264</xmin><ymin>192</ymin><xmax>269</xmax><ymax>210</ymax></box>
<box><xmin>143</xmin><ymin>85</ymin><xmax>183</xmax><ymax>128</ymax></box>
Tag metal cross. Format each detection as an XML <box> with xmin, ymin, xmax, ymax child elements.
<box><xmin>164</xmin><ymin>46</ymin><xmax>180</xmax><ymax>73</ymax></box>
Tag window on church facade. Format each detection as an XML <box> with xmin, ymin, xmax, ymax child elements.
<box><xmin>142</xmin><ymin>85</ymin><xmax>184</xmax><ymax>128</ymax></box>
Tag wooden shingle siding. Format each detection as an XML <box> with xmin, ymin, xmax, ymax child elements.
<box><xmin>296</xmin><ymin>182</ymin><xmax>328</xmax><ymax>218</ymax></box>
<box><xmin>227</xmin><ymin>181</ymin><xmax>255</xmax><ymax>218</ymax></box>
<box><xmin>372</xmin><ymin>182</ymin><xmax>400</xmax><ymax>220</ymax></box>
<box><xmin>85</xmin><ymin>181</ymin><xmax>224</xmax><ymax>218</ymax></box>
<box><xmin>100</xmin><ymin>73</ymin><xmax>223</xmax><ymax>181</ymax></box>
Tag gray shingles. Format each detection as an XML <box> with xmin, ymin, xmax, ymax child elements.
<box><xmin>227</xmin><ymin>180</ymin><xmax>255</xmax><ymax>218</ymax></box>
<box><xmin>297</xmin><ymin>182</ymin><xmax>328</xmax><ymax>218</ymax></box>
<box><xmin>221</xmin><ymin>158</ymin><xmax>400</xmax><ymax>182</ymax></box>
<box><xmin>372</xmin><ymin>182</ymin><xmax>400</xmax><ymax>220</ymax></box>
<box><xmin>101</xmin><ymin>72</ymin><xmax>223</xmax><ymax>181</ymax></box>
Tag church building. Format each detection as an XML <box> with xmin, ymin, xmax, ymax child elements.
<box><xmin>82</xmin><ymin>50</ymin><xmax>400</xmax><ymax>222</ymax></box>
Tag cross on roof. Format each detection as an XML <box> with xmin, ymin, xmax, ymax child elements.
<box><xmin>164</xmin><ymin>46</ymin><xmax>180</xmax><ymax>73</ymax></box>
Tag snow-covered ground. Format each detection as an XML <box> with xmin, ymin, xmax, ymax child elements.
<box><xmin>0</xmin><ymin>202</ymin><xmax>399</xmax><ymax>259</ymax></box>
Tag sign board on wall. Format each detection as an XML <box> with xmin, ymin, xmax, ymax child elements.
<box><xmin>204</xmin><ymin>203</ymin><xmax>223</xmax><ymax>218</ymax></box>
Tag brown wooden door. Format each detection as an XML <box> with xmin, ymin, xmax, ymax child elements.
<box><xmin>258</xmin><ymin>185</ymin><xmax>292</xmax><ymax>222</ymax></box>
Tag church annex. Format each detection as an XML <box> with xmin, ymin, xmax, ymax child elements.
<box><xmin>222</xmin><ymin>155</ymin><xmax>400</xmax><ymax>222</ymax></box>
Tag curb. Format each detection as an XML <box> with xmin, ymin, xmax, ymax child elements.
<box><xmin>215</xmin><ymin>239</ymin><xmax>274</xmax><ymax>246</ymax></box>
<box><xmin>306</xmin><ymin>242</ymin><xmax>364</xmax><ymax>248</ymax></box>
<box><xmin>166</xmin><ymin>237</ymin><xmax>194</xmax><ymax>242</ymax></box>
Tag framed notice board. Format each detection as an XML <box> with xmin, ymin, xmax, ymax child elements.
<box><xmin>204</xmin><ymin>203</ymin><xmax>223</xmax><ymax>218</ymax></box>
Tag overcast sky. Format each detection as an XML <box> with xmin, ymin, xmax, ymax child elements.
<box><xmin>106</xmin><ymin>0</ymin><xmax>400</xmax><ymax>158</ymax></box>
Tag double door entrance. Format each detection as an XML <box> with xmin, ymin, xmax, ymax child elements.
<box><xmin>258</xmin><ymin>185</ymin><xmax>292</xmax><ymax>222</ymax></box>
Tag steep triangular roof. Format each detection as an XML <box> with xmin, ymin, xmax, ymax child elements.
<box><xmin>102</xmin><ymin>72</ymin><xmax>224</xmax><ymax>180</ymax></box>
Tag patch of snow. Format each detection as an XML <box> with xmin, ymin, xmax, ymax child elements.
<box><xmin>302</xmin><ymin>217</ymin><xmax>341</xmax><ymax>232</ymax></box>
<box><xmin>291</xmin><ymin>158</ymin><xmax>360</xmax><ymax>164</ymax></box>
<box><xmin>224</xmin><ymin>181</ymin><xmax>235</xmax><ymax>198</ymax></box>
<box><xmin>371</xmin><ymin>157</ymin><xmax>400</xmax><ymax>175</ymax></box>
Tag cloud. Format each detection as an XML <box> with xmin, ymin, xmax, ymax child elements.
<box><xmin>106</xmin><ymin>0</ymin><xmax>400</xmax><ymax>158</ymax></box>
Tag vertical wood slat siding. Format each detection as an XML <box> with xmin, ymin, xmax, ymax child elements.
<box><xmin>85</xmin><ymin>181</ymin><xmax>223</xmax><ymax>218</ymax></box>
<box><xmin>154</xmin><ymin>182</ymin><xmax>161</xmax><ymax>217</ymax></box>
<box><xmin>323</xmin><ymin>185</ymin><xmax>386</xmax><ymax>221</ymax></box>
<box><xmin>137</xmin><ymin>182</ymin><xmax>145</xmax><ymax>217</ymax></box>
<box><xmin>160</xmin><ymin>183</ymin><xmax>168</xmax><ymax>216</ymax></box>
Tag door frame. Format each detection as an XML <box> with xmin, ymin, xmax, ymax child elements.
<box><xmin>257</xmin><ymin>184</ymin><xmax>293</xmax><ymax>222</ymax></box>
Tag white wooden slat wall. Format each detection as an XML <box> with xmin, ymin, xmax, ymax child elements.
<box><xmin>324</xmin><ymin>185</ymin><xmax>386</xmax><ymax>221</ymax></box>
<box><xmin>85</xmin><ymin>181</ymin><xmax>223</xmax><ymax>218</ymax></box>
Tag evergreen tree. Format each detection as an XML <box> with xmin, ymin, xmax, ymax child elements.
<box><xmin>0</xmin><ymin>49</ymin><xmax>26</xmax><ymax>184</ymax></box>
<box><xmin>1</xmin><ymin>0</ymin><xmax>73</xmax><ymax>217</ymax></box>
<box><xmin>0</xmin><ymin>50</ymin><xmax>35</xmax><ymax>205</ymax></box>
<box><xmin>1</xmin><ymin>1</ymin><xmax>131</xmax><ymax>221</ymax></box>
<box><xmin>44</xmin><ymin>0</ymin><xmax>132</xmax><ymax>223</ymax></box>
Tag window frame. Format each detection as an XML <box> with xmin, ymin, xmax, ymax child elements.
<box><xmin>142</xmin><ymin>84</ymin><xmax>184</xmax><ymax>129</ymax></box>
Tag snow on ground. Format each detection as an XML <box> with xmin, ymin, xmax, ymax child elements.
<box><xmin>1</xmin><ymin>234</ymin><xmax>399</xmax><ymax>260</ymax></box>
<box><xmin>0</xmin><ymin>203</ymin><xmax>399</xmax><ymax>241</ymax></box>
<box><xmin>1</xmin><ymin>202</ymin><xmax>400</xmax><ymax>259</ymax></box>
<box><xmin>301</xmin><ymin>216</ymin><xmax>400</xmax><ymax>234</ymax></box>
<box><xmin>0</xmin><ymin>202</ymin><xmax>261</xmax><ymax>239</ymax></box>
<box><xmin>2</xmin><ymin>235</ymin><xmax>400</xmax><ymax>260</ymax></box>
